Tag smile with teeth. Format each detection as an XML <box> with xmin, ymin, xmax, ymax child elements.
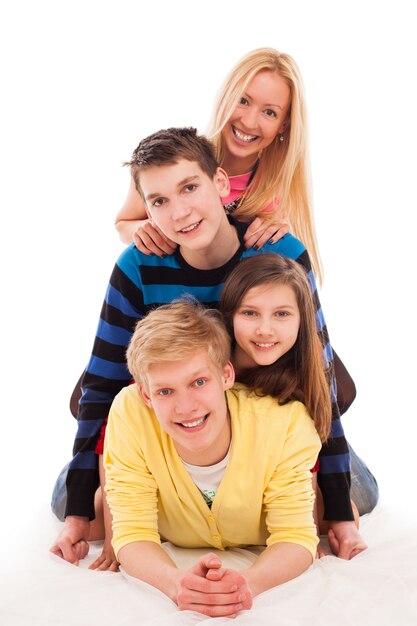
<box><xmin>180</xmin><ymin>220</ymin><xmax>202</xmax><ymax>233</ymax></box>
<box><xmin>179</xmin><ymin>415</ymin><xmax>208</xmax><ymax>429</ymax></box>
<box><xmin>232</xmin><ymin>126</ymin><xmax>258</xmax><ymax>143</ymax></box>
<box><xmin>254</xmin><ymin>342</ymin><xmax>276</xmax><ymax>348</ymax></box>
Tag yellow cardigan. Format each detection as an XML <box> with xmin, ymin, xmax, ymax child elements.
<box><xmin>104</xmin><ymin>384</ymin><xmax>321</xmax><ymax>560</ymax></box>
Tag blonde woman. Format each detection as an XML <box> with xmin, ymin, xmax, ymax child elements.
<box><xmin>115</xmin><ymin>48</ymin><xmax>321</xmax><ymax>281</ymax></box>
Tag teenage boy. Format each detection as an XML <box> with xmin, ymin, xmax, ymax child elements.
<box><xmin>105</xmin><ymin>299</ymin><xmax>321</xmax><ymax>618</ymax></box>
<box><xmin>50</xmin><ymin>127</ymin><xmax>361</xmax><ymax>565</ymax></box>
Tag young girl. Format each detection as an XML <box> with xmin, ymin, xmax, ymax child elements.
<box><xmin>219</xmin><ymin>254</ymin><xmax>371</xmax><ymax>557</ymax></box>
<box><xmin>114</xmin><ymin>48</ymin><xmax>321</xmax><ymax>279</ymax></box>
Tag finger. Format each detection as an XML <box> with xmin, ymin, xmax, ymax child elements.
<box><xmin>178</xmin><ymin>596</ymin><xmax>244</xmax><ymax>617</ymax></box>
<box><xmin>195</xmin><ymin>553</ymin><xmax>222</xmax><ymax>574</ymax></box>
<box><xmin>181</xmin><ymin>573</ymin><xmax>239</xmax><ymax>595</ymax></box>
<box><xmin>316</xmin><ymin>543</ymin><xmax>331</xmax><ymax>559</ymax></box>
<box><xmin>58</xmin><ymin>542</ymin><xmax>80</xmax><ymax>565</ymax></box>
<box><xmin>88</xmin><ymin>555</ymin><xmax>105</xmax><ymax>570</ymax></box>
<box><xmin>206</xmin><ymin>567</ymin><xmax>226</xmax><ymax>581</ymax></box>
<box><xmin>147</xmin><ymin>224</ymin><xmax>177</xmax><ymax>251</ymax></box>
<box><xmin>350</xmin><ymin>545</ymin><xmax>367</xmax><ymax>559</ymax></box>
<box><xmin>133</xmin><ymin>231</ymin><xmax>165</xmax><ymax>256</ymax></box>
<box><xmin>50</xmin><ymin>544</ymin><xmax>64</xmax><ymax>559</ymax></box>
<box><xmin>182</xmin><ymin>588</ymin><xmax>247</xmax><ymax>606</ymax></box>
<box><xmin>243</xmin><ymin>217</ymin><xmax>262</xmax><ymax>240</ymax></box>
<box><xmin>334</xmin><ymin>541</ymin><xmax>353</xmax><ymax>560</ymax></box>
<box><xmin>267</xmin><ymin>225</ymin><xmax>290</xmax><ymax>244</ymax></box>
<box><xmin>135</xmin><ymin>225</ymin><xmax>177</xmax><ymax>256</ymax></box>
<box><xmin>133</xmin><ymin>235</ymin><xmax>152</xmax><ymax>255</ymax></box>
<box><xmin>327</xmin><ymin>529</ymin><xmax>340</xmax><ymax>557</ymax></box>
<box><xmin>74</xmin><ymin>539</ymin><xmax>89</xmax><ymax>560</ymax></box>
<box><xmin>143</xmin><ymin>228</ymin><xmax>177</xmax><ymax>255</ymax></box>
<box><xmin>109</xmin><ymin>561</ymin><xmax>120</xmax><ymax>572</ymax></box>
<box><xmin>249</xmin><ymin>225</ymin><xmax>286</xmax><ymax>250</ymax></box>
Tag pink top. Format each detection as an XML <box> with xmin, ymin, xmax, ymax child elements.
<box><xmin>223</xmin><ymin>171</ymin><xmax>277</xmax><ymax>214</ymax></box>
<box><xmin>222</xmin><ymin>171</ymin><xmax>252</xmax><ymax>206</ymax></box>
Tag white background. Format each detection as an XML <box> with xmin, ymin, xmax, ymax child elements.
<box><xmin>1</xmin><ymin>0</ymin><xmax>416</xmax><ymax>544</ymax></box>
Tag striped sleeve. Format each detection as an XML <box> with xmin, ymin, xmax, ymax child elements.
<box><xmin>65</xmin><ymin>250</ymin><xmax>143</xmax><ymax>519</ymax></box>
<box><xmin>294</xmin><ymin>249</ymin><xmax>353</xmax><ymax>521</ymax></box>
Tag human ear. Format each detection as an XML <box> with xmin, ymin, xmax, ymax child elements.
<box><xmin>214</xmin><ymin>167</ymin><xmax>231</xmax><ymax>199</ymax></box>
<box><xmin>222</xmin><ymin>361</ymin><xmax>235</xmax><ymax>390</ymax></box>
<box><xmin>139</xmin><ymin>384</ymin><xmax>153</xmax><ymax>408</ymax></box>
<box><xmin>278</xmin><ymin>118</ymin><xmax>289</xmax><ymax>135</ymax></box>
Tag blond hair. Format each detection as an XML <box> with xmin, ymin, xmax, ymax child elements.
<box><xmin>207</xmin><ymin>48</ymin><xmax>323</xmax><ymax>283</ymax></box>
<box><xmin>126</xmin><ymin>299</ymin><xmax>231</xmax><ymax>387</ymax></box>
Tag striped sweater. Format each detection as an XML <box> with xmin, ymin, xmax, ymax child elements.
<box><xmin>66</xmin><ymin>219</ymin><xmax>353</xmax><ymax>522</ymax></box>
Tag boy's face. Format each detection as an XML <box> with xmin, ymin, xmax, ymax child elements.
<box><xmin>139</xmin><ymin>349</ymin><xmax>235</xmax><ymax>466</ymax></box>
<box><xmin>139</xmin><ymin>160</ymin><xmax>230</xmax><ymax>253</ymax></box>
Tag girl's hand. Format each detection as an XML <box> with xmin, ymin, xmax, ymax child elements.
<box><xmin>243</xmin><ymin>213</ymin><xmax>289</xmax><ymax>250</ymax></box>
<box><xmin>133</xmin><ymin>219</ymin><xmax>177</xmax><ymax>257</ymax></box>
<box><xmin>88</xmin><ymin>540</ymin><xmax>120</xmax><ymax>572</ymax></box>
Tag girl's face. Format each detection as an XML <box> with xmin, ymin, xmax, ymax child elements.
<box><xmin>232</xmin><ymin>282</ymin><xmax>300</xmax><ymax>370</ymax></box>
<box><xmin>221</xmin><ymin>69</ymin><xmax>291</xmax><ymax>174</ymax></box>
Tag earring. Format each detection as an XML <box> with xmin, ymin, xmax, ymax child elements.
<box><xmin>279</xmin><ymin>134</ymin><xmax>284</xmax><ymax>142</ymax></box>
<box><xmin>257</xmin><ymin>149</ymin><xmax>263</xmax><ymax>159</ymax></box>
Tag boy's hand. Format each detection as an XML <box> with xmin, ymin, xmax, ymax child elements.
<box><xmin>176</xmin><ymin>553</ymin><xmax>252</xmax><ymax>617</ymax></box>
<box><xmin>50</xmin><ymin>515</ymin><xmax>90</xmax><ymax>565</ymax></box>
<box><xmin>327</xmin><ymin>520</ymin><xmax>368</xmax><ymax>560</ymax></box>
<box><xmin>243</xmin><ymin>214</ymin><xmax>289</xmax><ymax>250</ymax></box>
<box><xmin>89</xmin><ymin>540</ymin><xmax>119</xmax><ymax>572</ymax></box>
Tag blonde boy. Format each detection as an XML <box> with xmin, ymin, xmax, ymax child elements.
<box><xmin>104</xmin><ymin>300</ymin><xmax>321</xmax><ymax>618</ymax></box>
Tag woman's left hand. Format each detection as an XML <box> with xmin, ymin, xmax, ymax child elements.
<box><xmin>243</xmin><ymin>213</ymin><xmax>289</xmax><ymax>250</ymax></box>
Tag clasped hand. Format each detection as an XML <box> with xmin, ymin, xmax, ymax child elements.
<box><xmin>176</xmin><ymin>553</ymin><xmax>252</xmax><ymax>618</ymax></box>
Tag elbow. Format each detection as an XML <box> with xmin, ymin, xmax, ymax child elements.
<box><xmin>115</xmin><ymin>220</ymin><xmax>131</xmax><ymax>245</ymax></box>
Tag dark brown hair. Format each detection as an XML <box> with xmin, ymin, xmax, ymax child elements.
<box><xmin>124</xmin><ymin>127</ymin><xmax>219</xmax><ymax>198</ymax></box>
<box><xmin>220</xmin><ymin>254</ymin><xmax>331</xmax><ymax>442</ymax></box>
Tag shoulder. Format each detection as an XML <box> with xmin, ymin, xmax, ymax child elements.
<box><xmin>110</xmin><ymin>384</ymin><xmax>156</xmax><ymax>435</ymax></box>
<box><xmin>227</xmin><ymin>386</ymin><xmax>311</xmax><ymax>431</ymax></box>
<box><xmin>114</xmin><ymin>245</ymin><xmax>180</xmax><ymax>284</ymax></box>
<box><xmin>266</xmin><ymin>233</ymin><xmax>306</xmax><ymax>261</ymax></box>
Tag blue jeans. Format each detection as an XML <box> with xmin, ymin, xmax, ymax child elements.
<box><xmin>51</xmin><ymin>463</ymin><xmax>69</xmax><ymax>522</ymax></box>
<box><xmin>348</xmin><ymin>443</ymin><xmax>379</xmax><ymax>516</ymax></box>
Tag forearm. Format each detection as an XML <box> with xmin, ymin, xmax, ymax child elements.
<box><xmin>318</xmin><ymin>420</ymin><xmax>353</xmax><ymax>521</ymax></box>
<box><xmin>115</xmin><ymin>219</ymin><xmax>146</xmax><ymax>245</ymax></box>
<box><xmin>99</xmin><ymin>454</ymin><xmax>113</xmax><ymax>543</ymax></box>
<box><xmin>118</xmin><ymin>541</ymin><xmax>181</xmax><ymax>602</ymax></box>
<box><xmin>244</xmin><ymin>542</ymin><xmax>313</xmax><ymax>597</ymax></box>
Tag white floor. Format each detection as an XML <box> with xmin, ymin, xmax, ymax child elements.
<box><xmin>1</xmin><ymin>502</ymin><xmax>416</xmax><ymax>626</ymax></box>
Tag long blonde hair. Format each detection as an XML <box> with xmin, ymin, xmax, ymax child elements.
<box><xmin>207</xmin><ymin>48</ymin><xmax>323</xmax><ymax>283</ymax></box>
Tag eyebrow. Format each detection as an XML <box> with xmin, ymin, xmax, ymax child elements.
<box><xmin>243</xmin><ymin>91</ymin><xmax>284</xmax><ymax>111</ymax></box>
<box><xmin>239</xmin><ymin>302</ymin><xmax>297</xmax><ymax>310</ymax></box>
<box><xmin>150</xmin><ymin>367</ymin><xmax>208</xmax><ymax>389</ymax></box>
<box><xmin>145</xmin><ymin>175</ymin><xmax>201</xmax><ymax>202</ymax></box>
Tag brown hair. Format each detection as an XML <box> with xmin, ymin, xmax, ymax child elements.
<box><xmin>220</xmin><ymin>254</ymin><xmax>331</xmax><ymax>441</ymax></box>
<box><xmin>126</xmin><ymin>298</ymin><xmax>231</xmax><ymax>388</ymax></box>
<box><xmin>124</xmin><ymin>127</ymin><xmax>219</xmax><ymax>199</ymax></box>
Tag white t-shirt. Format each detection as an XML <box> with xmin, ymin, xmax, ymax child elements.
<box><xmin>182</xmin><ymin>447</ymin><xmax>231</xmax><ymax>508</ymax></box>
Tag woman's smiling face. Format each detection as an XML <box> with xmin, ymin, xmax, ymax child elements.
<box><xmin>222</xmin><ymin>70</ymin><xmax>291</xmax><ymax>172</ymax></box>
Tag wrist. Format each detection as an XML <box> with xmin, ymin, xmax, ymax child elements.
<box><xmin>65</xmin><ymin>515</ymin><xmax>89</xmax><ymax>528</ymax></box>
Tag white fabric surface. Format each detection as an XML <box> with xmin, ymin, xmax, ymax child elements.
<box><xmin>1</xmin><ymin>503</ymin><xmax>416</xmax><ymax>625</ymax></box>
